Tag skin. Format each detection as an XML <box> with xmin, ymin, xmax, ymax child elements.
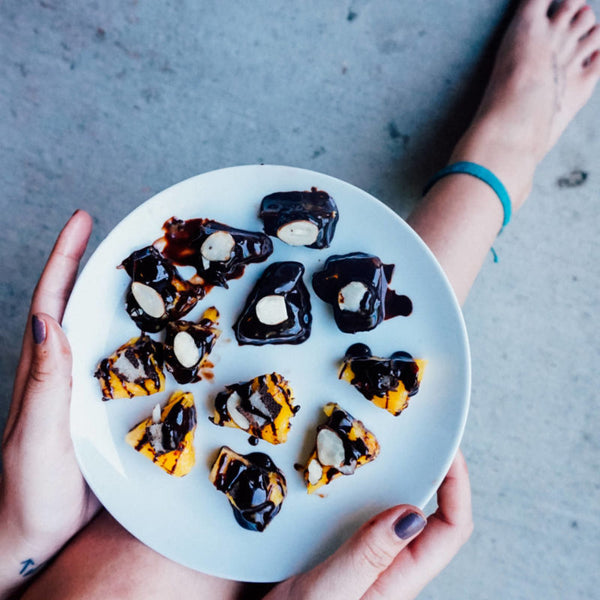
<box><xmin>0</xmin><ymin>211</ymin><xmax>100</xmax><ymax>599</ymax></box>
<box><xmin>1</xmin><ymin>0</ymin><xmax>599</xmax><ymax>598</ymax></box>
<box><xmin>408</xmin><ymin>0</ymin><xmax>600</xmax><ymax>304</ymax></box>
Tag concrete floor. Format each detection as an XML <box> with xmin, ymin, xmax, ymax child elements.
<box><xmin>1</xmin><ymin>1</ymin><xmax>599</xmax><ymax>598</ymax></box>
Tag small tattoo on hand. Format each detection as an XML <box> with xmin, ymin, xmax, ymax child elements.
<box><xmin>19</xmin><ymin>558</ymin><xmax>42</xmax><ymax>577</ymax></box>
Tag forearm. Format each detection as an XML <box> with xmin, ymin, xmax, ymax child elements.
<box><xmin>20</xmin><ymin>511</ymin><xmax>244</xmax><ymax>600</ymax></box>
<box><xmin>408</xmin><ymin>114</ymin><xmax>538</xmax><ymax>305</ymax></box>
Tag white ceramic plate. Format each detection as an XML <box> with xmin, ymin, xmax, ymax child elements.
<box><xmin>65</xmin><ymin>165</ymin><xmax>470</xmax><ymax>582</ymax></box>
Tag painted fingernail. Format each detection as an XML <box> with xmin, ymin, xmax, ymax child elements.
<box><xmin>394</xmin><ymin>512</ymin><xmax>426</xmax><ymax>539</ymax></box>
<box><xmin>32</xmin><ymin>315</ymin><xmax>46</xmax><ymax>345</ymax></box>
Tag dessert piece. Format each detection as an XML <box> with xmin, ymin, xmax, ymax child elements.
<box><xmin>164</xmin><ymin>306</ymin><xmax>221</xmax><ymax>384</ymax></box>
<box><xmin>339</xmin><ymin>343</ymin><xmax>427</xmax><ymax>416</ymax></box>
<box><xmin>155</xmin><ymin>217</ymin><xmax>273</xmax><ymax>288</ymax></box>
<box><xmin>312</xmin><ymin>252</ymin><xmax>412</xmax><ymax>333</ymax></box>
<box><xmin>210</xmin><ymin>373</ymin><xmax>299</xmax><ymax>444</ymax></box>
<box><xmin>209</xmin><ymin>446</ymin><xmax>287</xmax><ymax>532</ymax></box>
<box><xmin>126</xmin><ymin>391</ymin><xmax>197</xmax><ymax>477</ymax></box>
<box><xmin>120</xmin><ymin>245</ymin><xmax>203</xmax><ymax>333</ymax></box>
<box><xmin>234</xmin><ymin>262</ymin><xmax>311</xmax><ymax>345</ymax></box>
<box><xmin>303</xmin><ymin>403</ymin><xmax>380</xmax><ymax>494</ymax></box>
<box><xmin>95</xmin><ymin>335</ymin><xmax>165</xmax><ymax>400</ymax></box>
<box><xmin>259</xmin><ymin>187</ymin><xmax>339</xmax><ymax>249</ymax></box>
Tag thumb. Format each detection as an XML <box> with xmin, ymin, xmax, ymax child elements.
<box><xmin>295</xmin><ymin>505</ymin><xmax>427</xmax><ymax>600</ymax></box>
<box><xmin>21</xmin><ymin>313</ymin><xmax>73</xmax><ymax>425</ymax></box>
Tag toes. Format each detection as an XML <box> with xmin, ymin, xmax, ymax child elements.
<box><xmin>570</xmin><ymin>5</ymin><xmax>596</xmax><ymax>38</ymax></box>
<box><xmin>550</xmin><ymin>0</ymin><xmax>587</xmax><ymax>25</ymax></box>
<box><xmin>584</xmin><ymin>50</ymin><xmax>600</xmax><ymax>76</ymax></box>
<box><xmin>574</xmin><ymin>24</ymin><xmax>600</xmax><ymax>65</ymax></box>
<box><xmin>518</xmin><ymin>0</ymin><xmax>555</xmax><ymax>18</ymax></box>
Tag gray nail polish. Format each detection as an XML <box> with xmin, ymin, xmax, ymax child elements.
<box><xmin>32</xmin><ymin>315</ymin><xmax>46</xmax><ymax>345</ymax></box>
<box><xmin>394</xmin><ymin>512</ymin><xmax>426</xmax><ymax>539</ymax></box>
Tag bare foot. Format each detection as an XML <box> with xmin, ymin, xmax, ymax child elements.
<box><xmin>451</xmin><ymin>0</ymin><xmax>600</xmax><ymax>208</ymax></box>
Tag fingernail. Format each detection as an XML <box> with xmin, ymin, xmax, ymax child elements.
<box><xmin>394</xmin><ymin>512</ymin><xmax>426</xmax><ymax>539</ymax></box>
<box><xmin>32</xmin><ymin>315</ymin><xmax>46</xmax><ymax>345</ymax></box>
<box><xmin>71</xmin><ymin>209</ymin><xmax>81</xmax><ymax>217</ymax></box>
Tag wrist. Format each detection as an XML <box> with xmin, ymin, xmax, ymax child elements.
<box><xmin>0</xmin><ymin>501</ymin><xmax>53</xmax><ymax>599</ymax></box>
<box><xmin>0</xmin><ymin>511</ymin><xmax>33</xmax><ymax>599</ymax></box>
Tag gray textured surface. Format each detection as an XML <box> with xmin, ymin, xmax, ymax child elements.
<box><xmin>1</xmin><ymin>1</ymin><xmax>599</xmax><ymax>598</ymax></box>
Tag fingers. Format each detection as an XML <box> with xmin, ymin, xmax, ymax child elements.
<box><xmin>30</xmin><ymin>210</ymin><xmax>93</xmax><ymax>321</ymax></box>
<box><xmin>361</xmin><ymin>450</ymin><xmax>473</xmax><ymax>600</ymax></box>
<box><xmin>6</xmin><ymin>210</ymin><xmax>92</xmax><ymax>439</ymax></box>
<box><xmin>4</xmin><ymin>314</ymin><xmax>73</xmax><ymax>446</ymax></box>
<box><xmin>287</xmin><ymin>505</ymin><xmax>426</xmax><ymax>600</ymax></box>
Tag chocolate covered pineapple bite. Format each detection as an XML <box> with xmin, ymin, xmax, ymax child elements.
<box><xmin>339</xmin><ymin>343</ymin><xmax>426</xmax><ymax>416</ymax></box>
<box><xmin>95</xmin><ymin>335</ymin><xmax>165</xmax><ymax>400</ymax></box>
<box><xmin>126</xmin><ymin>391</ymin><xmax>197</xmax><ymax>477</ymax></box>
<box><xmin>120</xmin><ymin>246</ymin><xmax>203</xmax><ymax>333</ymax></box>
<box><xmin>164</xmin><ymin>307</ymin><xmax>220</xmax><ymax>384</ymax></box>
<box><xmin>234</xmin><ymin>262</ymin><xmax>311</xmax><ymax>345</ymax></box>
<box><xmin>210</xmin><ymin>373</ymin><xmax>299</xmax><ymax>444</ymax></box>
<box><xmin>209</xmin><ymin>446</ymin><xmax>287</xmax><ymax>532</ymax></box>
<box><xmin>259</xmin><ymin>187</ymin><xmax>338</xmax><ymax>249</ymax></box>
<box><xmin>312</xmin><ymin>252</ymin><xmax>412</xmax><ymax>333</ymax></box>
<box><xmin>155</xmin><ymin>217</ymin><xmax>273</xmax><ymax>288</ymax></box>
<box><xmin>303</xmin><ymin>403</ymin><xmax>380</xmax><ymax>494</ymax></box>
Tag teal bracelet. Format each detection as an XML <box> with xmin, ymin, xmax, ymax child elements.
<box><xmin>423</xmin><ymin>161</ymin><xmax>512</xmax><ymax>232</ymax></box>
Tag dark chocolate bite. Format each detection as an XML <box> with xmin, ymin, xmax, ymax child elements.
<box><xmin>339</xmin><ymin>344</ymin><xmax>426</xmax><ymax>416</ymax></box>
<box><xmin>163</xmin><ymin>307</ymin><xmax>220</xmax><ymax>384</ymax></box>
<box><xmin>209</xmin><ymin>446</ymin><xmax>287</xmax><ymax>532</ymax></box>
<box><xmin>259</xmin><ymin>187</ymin><xmax>339</xmax><ymax>249</ymax></box>
<box><xmin>120</xmin><ymin>246</ymin><xmax>203</xmax><ymax>333</ymax></box>
<box><xmin>156</xmin><ymin>217</ymin><xmax>273</xmax><ymax>288</ymax></box>
<box><xmin>234</xmin><ymin>262</ymin><xmax>312</xmax><ymax>345</ymax></box>
<box><xmin>312</xmin><ymin>252</ymin><xmax>412</xmax><ymax>333</ymax></box>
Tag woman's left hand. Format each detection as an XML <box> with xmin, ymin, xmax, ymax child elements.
<box><xmin>0</xmin><ymin>211</ymin><xmax>100</xmax><ymax>597</ymax></box>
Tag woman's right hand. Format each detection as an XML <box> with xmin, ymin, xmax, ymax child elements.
<box><xmin>264</xmin><ymin>449</ymin><xmax>473</xmax><ymax>600</ymax></box>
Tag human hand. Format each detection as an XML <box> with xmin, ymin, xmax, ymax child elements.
<box><xmin>0</xmin><ymin>211</ymin><xmax>100</xmax><ymax>597</ymax></box>
<box><xmin>263</xmin><ymin>450</ymin><xmax>472</xmax><ymax>600</ymax></box>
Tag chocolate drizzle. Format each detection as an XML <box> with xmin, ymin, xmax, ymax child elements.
<box><xmin>312</xmin><ymin>252</ymin><xmax>412</xmax><ymax>333</ymax></box>
<box><xmin>157</xmin><ymin>217</ymin><xmax>273</xmax><ymax>288</ymax></box>
<box><xmin>120</xmin><ymin>246</ymin><xmax>202</xmax><ymax>332</ymax></box>
<box><xmin>341</xmin><ymin>344</ymin><xmax>420</xmax><ymax>402</ymax></box>
<box><xmin>135</xmin><ymin>401</ymin><xmax>197</xmax><ymax>455</ymax></box>
<box><xmin>210</xmin><ymin>447</ymin><xmax>287</xmax><ymax>532</ymax></box>
<box><xmin>259</xmin><ymin>187</ymin><xmax>339</xmax><ymax>249</ymax></box>
<box><xmin>303</xmin><ymin>402</ymin><xmax>380</xmax><ymax>492</ymax></box>
<box><xmin>163</xmin><ymin>316</ymin><xmax>219</xmax><ymax>384</ymax></box>
<box><xmin>319</xmin><ymin>406</ymin><xmax>369</xmax><ymax>477</ymax></box>
<box><xmin>94</xmin><ymin>335</ymin><xmax>164</xmax><ymax>400</ymax></box>
<box><xmin>211</xmin><ymin>373</ymin><xmax>297</xmax><ymax>443</ymax></box>
<box><xmin>234</xmin><ymin>261</ymin><xmax>312</xmax><ymax>345</ymax></box>
<box><xmin>160</xmin><ymin>401</ymin><xmax>197</xmax><ymax>453</ymax></box>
